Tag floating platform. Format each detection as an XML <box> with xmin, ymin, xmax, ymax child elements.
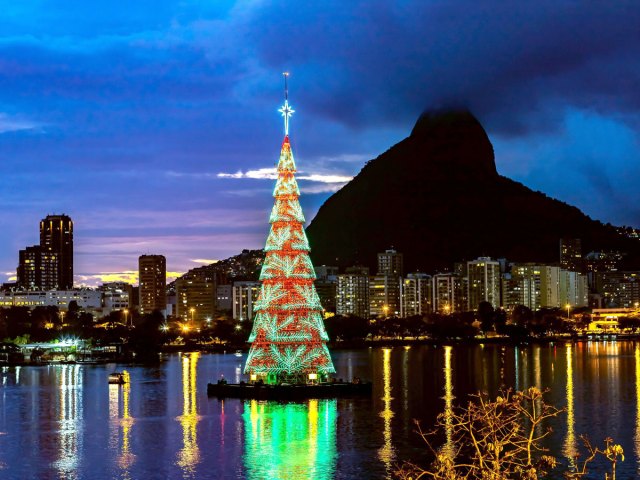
<box><xmin>207</xmin><ymin>382</ymin><xmax>372</xmax><ymax>400</ymax></box>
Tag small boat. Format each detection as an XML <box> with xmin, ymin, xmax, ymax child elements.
<box><xmin>234</xmin><ymin>350</ymin><xmax>243</xmax><ymax>357</ymax></box>
<box><xmin>108</xmin><ymin>372</ymin><xmax>127</xmax><ymax>385</ymax></box>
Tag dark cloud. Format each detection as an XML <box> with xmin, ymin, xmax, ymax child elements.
<box><xmin>246</xmin><ymin>1</ymin><xmax>640</xmax><ymax>134</ymax></box>
<box><xmin>0</xmin><ymin>1</ymin><xmax>639</xmax><ymax>282</ymax></box>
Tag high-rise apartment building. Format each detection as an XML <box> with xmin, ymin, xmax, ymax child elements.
<box><xmin>593</xmin><ymin>271</ymin><xmax>639</xmax><ymax>308</ymax></box>
<box><xmin>559</xmin><ymin>269</ymin><xmax>588</xmax><ymax>307</ymax></box>
<box><xmin>369</xmin><ymin>274</ymin><xmax>401</xmax><ymax>317</ymax></box>
<box><xmin>502</xmin><ymin>264</ymin><xmax>563</xmax><ymax>311</ymax></box>
<box><xmin>539</xmin><ymin>265</ymin><xmax>560</xmax><ymax>308</ymax></box>
<box><xmin>17</xmin><ymin>245</ymin><xmax>58</xmax><ymax>290</ymax></box>
<box><xmin>400</xmin><ymin>273</ymin><xmax>431</xmax><ymax>317</ymax></box>
<box><xmin>99</xmin><ymin>282</ymin><xmax>131</xmax><ymax>315</ymax></box>
<box><xmin>584</xmin><ymin>251</ymin><xmax>624</xmax><ymax>291</ymax></box>
<box><xmin>138</xmin><ymin>255</ymin><xmax>166</xmax><ymax>315</ymax></box>
<box><xmin>431</xmin><ymin>273</ymin><xmax>465</xmax><ymax>313</ymax></box>
<box><xmin>176</xmin><ymin>270</ymin><xmax>217</xmax><ymax>322</ymax></box>
<box><xmin>501</xmin><ymin>263</ymin><xmax>542</xmax><ymax>311</ymax></box>
<box><xmin>467</xmin><ymin>257</ymin><xmax>501</xmax><ymax>310</ymax></box>
<box><xmin>377</xmin><ymin>249</ymin><xmax>403</xmax><ymax>277</ymax></box>
<box><xmin>40</xmin><ymin>214</ymin><xmax>74</xmax><ymax>289</ymax></box>
<box><xmin>502</xmin><ymin>264</ymin><xmax>587</xmax><ymax>310</ymax></box>
<box><xmin>560</xmin><ymin>238</ymin><xmax>582</xmax><ymax>272</ymax></box>
<box><xmin>369</xmin><ymin>249</ymin><xmax>403</xmax><ymax>317</ymax></box>
<box><xmin>216</xmin><ymin>285</ymin><xmax>233</xmax><ymax>312</ymax></box>
<box><xmin>232</xmin><ymin>281</ymin><xmax>261</xmax><ymax>321</ymax></box>
<box><xmin>336</xmin><ymin>266</ymin><xmax>370</xmax><ymax>318</ymax></box>
<box><xmin>314</xmin><ymin>265</ymin><xmax>338</xmax><ymax>313</ymax></box>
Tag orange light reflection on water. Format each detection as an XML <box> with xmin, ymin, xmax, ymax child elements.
<box><xmin>378</xmin><ymin>347</ymin><xmax>395</xmax><ymax>478</ymax></box>
<box><xmin>177</xmin><ymin>352</ymin><xmax>200</xmax><ymax>477</ymax></box>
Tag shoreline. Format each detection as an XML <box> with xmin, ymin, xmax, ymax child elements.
<box><xmin>2</xmin><ymin>332</ymin><xmax>635</xmax><ymax>367</ymax></box>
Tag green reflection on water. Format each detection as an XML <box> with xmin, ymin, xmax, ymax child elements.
<box><xmin>242</xmin><ymin>399</ymin><xmax>337</xmax><ymax>480</ymax></box>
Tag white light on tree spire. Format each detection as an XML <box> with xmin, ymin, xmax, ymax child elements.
<box><xmin>278</xmin><ymin>72</ymin><xmax>294</xmax><ymax>135</ymax></box>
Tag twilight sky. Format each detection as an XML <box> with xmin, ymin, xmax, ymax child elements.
<box><xmin>1</xmin><ymin>1</ymin><xmax>640</xmax><ymax>286</ymax></box>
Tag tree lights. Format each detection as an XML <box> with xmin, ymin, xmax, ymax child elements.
<box><xmin>244</xmin><ymin>76</ymin><xmax>335</xmax><ymax>384</ymax></box>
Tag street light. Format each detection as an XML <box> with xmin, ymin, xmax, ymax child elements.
<box><xmin>123</xmin><ymin>308</ymin><xmax>129</xmax><ymax>327</ymax></box>
<box><xmin>565</xmin><ymin>304</ymin><xmax>571</xmax><ymax>320</ymax></box>
<box><xmin>189</xmin><ymin>307</ymin><xmax>195</xmax><ymax>323</ymax></box>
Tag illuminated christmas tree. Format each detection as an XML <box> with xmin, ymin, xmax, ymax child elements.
<box><xmin>244</xmin><ymin>74</ymin><xmax>336</xmax><ymax>384</ymax></box>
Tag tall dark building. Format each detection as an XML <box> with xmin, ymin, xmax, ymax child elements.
<box><xmin>560</xmin><ymin>238</ymin><xmax>582</xmax><ymax>272</ymax></box>
<box><xmin>40</xmin><ymin>214</ymin><xmax>74</xmax><ymax>289</ymax></box>
<box><xmin>17</xmin><ymin>245</ymin><xmax>58</xmax><ymax>290</ymax></box>
<box><xmin>139</xmin><ymin>255</ymin><xmax>167</xmax><ymax>315</ymax></box>
<box><xmin>377</xmin><ymin>249</ymin><xmax>403</xmax><ymax>276</ymax></box>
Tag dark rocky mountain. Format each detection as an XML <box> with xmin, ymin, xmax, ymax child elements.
<box><xmin>306</xmin><ymin>110</ymin><xmax>640</xmax><ymax>273</ymax></box>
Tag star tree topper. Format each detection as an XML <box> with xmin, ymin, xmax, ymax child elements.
<box><xmin>278</xmin><ymin>72</ymin><xmax>295</xmax><ymax>135</ymax></box>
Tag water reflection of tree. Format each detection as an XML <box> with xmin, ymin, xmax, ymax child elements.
<box><xmin>242</xmin><ymin>399</ymin><xmax>337</xmax><ymax>480</ymax></box>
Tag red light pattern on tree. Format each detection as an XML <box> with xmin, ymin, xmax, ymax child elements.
<box><xmin>244</xmin><ymin>137</ymin><xmax>335</xmax><ymax>383</ymax></box>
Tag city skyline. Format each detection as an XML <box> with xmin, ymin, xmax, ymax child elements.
<box><xmin>2</xmin><ymin>3</ymin><xmax>640</xmax><ymax>285</ymax></box>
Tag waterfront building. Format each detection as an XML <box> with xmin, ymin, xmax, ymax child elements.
<box><xmin>138</xmin><ymin>254</ymin><xmax>166</xmax><ymax>315</ymax></box>
<box><xmin>502</xmin><ymin>264</ymin><xmax>586</xmax><ymax>310</ymax></box>
<box><xmin>40</xmin><ymin>214</ymin><xmax>74</xmax><ymax>289</ymax></box>
<box><xmin>467</xmin><ymin>257</ymin><xmax>501</xmax><ymax>310</ymax></box>
<box><xmin>502</xmin><ymin>263</ymin><xmax>544</xmax><ymax>311</ymax></box>
<box><xmin>594</xmin><ymin>271</ymin><xmax>640</xmax><ymax>308</ymax></box>
<box><xmin>539</xmin><ymin>265</ymin><xmax>561</xmax><ymax>308</ymax></box>
<box><xmin>370</xmin><ymin>249</ymin><xmax>403</xmax><ymax>317</ymax></box>
<box><xmin>216</xmin><ymin>284</ymin><xmax>233</xmax><ymax>312</ymax></box>
<box><xmin>176</xmin><ymin>270</ymin><xmax>216</xmax><ymax>323</ymax></box>
<box><xmin>369</xmin><ymin>274</ymin><xmax>401</xmax><ymax>317</ymax></box>
<box><xmin>431</xmin><ymin>273</ymin><xmax>464</xmax><ymax>313</ymax></box>
<box><xmin>99</xmin><ymin>282</ymin><xmax>131</xmax><ymax>316</ymax></box>
<box><xmin>314</xmin><ymin>265</ymin><xmax>338</xmax><ymax>313</ymax></box>
<box><xmin>585</xmin><ymin>251</ymin><xmax>624</xmax><ymax>290</ymax></box>
<box><xmin>336</xmin><ymin>266</ymin><xmax>370</xmax><ymax>318</ymax></box>
<box><xmin>559</xmin><ymin>269</ymin><xmax>588</xmax><ymax>308</ymax></box>
<box><xmin>400</xmin><ymin>273</ymin><xmax>431</xmax><ymax>316</ymax></box>
<box><xmin>0</xmin><ymin>289</ymin><xmax>102</xmax><ymax>310</ymax></box>
<box><xmin>232</xmin><ymin>281</ymin><xmax>260</xmax><ymax>321</ymax></box>
<box><xmin>560</xmin><ymin>238</ymin><xmax>582</xmax><ymax>272</ymax></box>
<box><xmin>17</xmin><ymin>245</ymin><xmax>58</xmax><ymax>290</ymax></box>
<box><xmin>377</xmin><ymin>249</ymin><xmax>403</xmax><ymax>277</ymax></box>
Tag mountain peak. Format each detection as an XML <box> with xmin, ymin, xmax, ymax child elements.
<box><xmin>411</xmin><ymin>109</ymin><xmax>482</xmax><ymax>137</ymax></box>
<box><xmin>306</xmin><ymin>111</ymin><xmax>640</xmax><ymax>273</ymax></box>
<box><xmin>404</xmin><ymin>109</ymin><xmax>497</xmax><ymax>179</ymax></box>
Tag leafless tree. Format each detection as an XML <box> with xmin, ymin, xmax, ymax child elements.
<box><xmin>396</xmin><ymin>388</ymin><xmax>624</xmax><ymax>480</ymax></box>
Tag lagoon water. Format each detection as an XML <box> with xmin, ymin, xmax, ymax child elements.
<box><xmin>1</xmin><ymin>342</ymin><xmax>639</xmax><ymax>479</ymax></box>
